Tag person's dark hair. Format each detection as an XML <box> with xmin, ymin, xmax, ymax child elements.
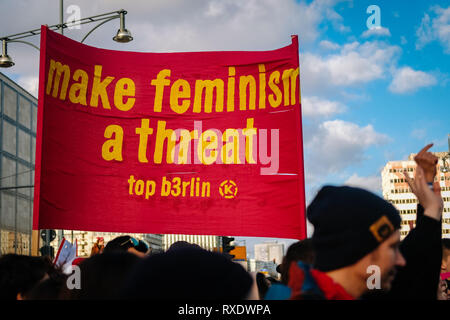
<box><xmin>256</xmin><ymin>272</ymin><xmax>270</xmax><ymax>299</ymax></box>
<box><xmin>66</xmin><ymin>252</ymin><xmax>139</xmax><ymax>299</ymax></box>
<box><xmin>167</xmin><ymin>240</ymin><xmax>201</xmax><ymax>252</ymax></box>
<box><xmin>443</xmin><ymin>239</ymin><xmax>450</xmax><ymax>251</ymax></box>
<box><xmin>279</xmin><ymin>239</ymin><xmax>315</xmax><ymax>285</ymax></box>
<box><xmin>103</xmin><ymin>235</ymin><xmax>136</xmax><ymax>253</ymax></box>
<box><xmin>135</xmin><ymin>240</ymin><xmax>150</xmax><ymax>254</ymax></box>
<box><xmin>25</xmin><ymin>272</ymin><xmax>68</xmax><ymax>300</ymax></box>
<box><xmin>121</xmin><ymin>246</ymin><xmax>253</xmax><ymax>299</ymax></box>
<box><xmin>0</xmin><ymin>254</ymin><xmax>56</xmax><ymax>300</ymax></box>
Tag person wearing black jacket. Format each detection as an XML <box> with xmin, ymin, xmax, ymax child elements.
<box><xmin>363</xmin><ymin>144</ymin><xmax>443</xmax><ymax>300</ymax></box>
<box><xmin>381</xmin><ymin>203</ymin><xmax>442</xmax><ymax>299</ymax></box>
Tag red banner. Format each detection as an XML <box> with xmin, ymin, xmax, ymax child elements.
<box><xmin>33</xmin><ymin>26</ymin><xmax>306</xmax><ymax>239</ymax></box>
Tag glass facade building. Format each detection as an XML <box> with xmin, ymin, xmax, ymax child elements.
<box><xmin>0</xmin><ymin>72</ymin><xmax>37</xmax><ymax>255</ymax></box>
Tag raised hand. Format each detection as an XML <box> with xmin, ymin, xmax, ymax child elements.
<box><xmin>414</xmin><ymin>143</ymin><xmax>438</xmax><ymax>183</ymax></box>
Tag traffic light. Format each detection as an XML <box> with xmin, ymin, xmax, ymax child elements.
<box><xmin>222</xmin><ymin>236</ymin><xmax>235</xmax><ymax>259</ymax></box>
<box><xmin>39</xmin><ymin>229</ymin><xmax>56</xmax><ymax>259</ymax></box>
<box><xmin>40</xmin><ymin>230</ymin><xmax>56</xmax><ymax>243</ymax></box>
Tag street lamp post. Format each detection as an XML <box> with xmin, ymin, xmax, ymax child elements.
<box><xmin>0</xmin><ymin>8</ymin><xmax>133</xmax><ymax>67</ymax></box>
<box><xmin>0</xmin><ymin>5</ymin><xmax>133</xmax><ymax>256</ymax></box>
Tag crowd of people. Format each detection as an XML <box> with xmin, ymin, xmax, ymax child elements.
<box><xmin>0</xmin><ymin>144</ymin><xmax>449</xmax><ymax>300</ymax></box>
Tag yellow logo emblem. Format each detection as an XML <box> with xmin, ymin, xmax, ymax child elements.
<box><xmin>219</xmin><ymin>180</ymin><xmax>238</xmax><ymax>199</ymax></box>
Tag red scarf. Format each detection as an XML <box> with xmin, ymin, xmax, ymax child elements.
<box><xmin>288</xmin><ymin>262</ymin><xmax>355</xmax><ymax>300</ymax></box>
<box><xmin>310</xmin><ymin>269</ymin><xmax>354</xmax><ymax>300</ymax></box>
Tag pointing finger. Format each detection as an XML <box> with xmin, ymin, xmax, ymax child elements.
<box><xmin>416</xmin><ymin>143</ymin><xmax>434</xmax><ymax>157</ymax></box>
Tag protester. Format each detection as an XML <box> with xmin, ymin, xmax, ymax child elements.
<box><xmin>366</xmin><ymin>144</ymin><xmax>444</xmax><ymax>300</ymax></box>
<box><xmin>278</xmin><ymin>239</ymin><xmax>315</xmax><ymax>285</ymax></box>
<box><xmin>256</xmin><ymin>272</ymin><xmax>270</xmax><ymax>299</ymax></box>
<box><xmin>103</xmin><ymin>235</ymin><xmax>147</xmax><ymax>257</ymax></box>
<box><xmin>438</xmin><ymin>239</ymin><xmax>450</xmax><ymax>300</ymax></box>
<box><xmin>303</xmin><ymin>185</ymin><xmax>405</xmax><ymax>299</ymax></box>
<box><xmin>265</xmin><ymin>144</ymin><xmax>444</xmax><ymax>300</ymax></box>
<box><xmin>63</xmin><ymin>252</ymin><xmax>139</xmax><ymax>300</ymax></box>
<box><xmin>267</xmin><ymin>185</ymin><xmax>406</xmax><ymax>299</ymax></box>
<box><xmin>24</xmin><ymin>272</ymin><xmax>68</xmax><ymax>300</ymax></box>
<box><xmin>121</xmin><ymin>246</ymin><xmax>253</xmax><ymax>299</ymax></box>
<box><xmin>0</xmin><ymin>254</ymin><xmax>58</xmax><ymax>300</ymax></box>
<box><xmin>90</xmin><ymin>237</ymin><xmax>104</xmax><ymax>256</ymax></box>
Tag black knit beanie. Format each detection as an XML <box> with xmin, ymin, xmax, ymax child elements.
<box><xmin>307</xmin><ymin>185</ymin><xmax>401</xmax><ymax>272</ymax></box>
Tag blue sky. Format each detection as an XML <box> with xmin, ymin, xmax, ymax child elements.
<box><xmin>1</xmin><ymin>0</ymin><xmax>449</xmax><ymax>257</ymax></box>
<box><xmin>300</xmin><ymin>0</ymin><xmax>449</xmax><ymax>190</ymax></box>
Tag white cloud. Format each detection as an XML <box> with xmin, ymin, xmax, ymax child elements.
<box><xmin>389</xmin><ymin>67</ymin><xmax>437</xmax><ymax>94</ymax></box>
<box><xmin>361</xmin><ymin>26</ymin><xmax>391</xmax><ymax>38</ymax></box>
<box><xmin>416</xmin><ymin>13</ymin><xmax>433</xmax><ymax>49</ymax></box>
<box><xmin>16</xmin><ymin>76</ymin><xmax>39</xmax><ymax>98</ymax></box>
<box><xmin>344</xmin><ymin>173</ymin><xmax>381</xmax><ymax>193</ymax></box>
<box><xmin>411</xmin><ymin>128</ymin><xmax>427</xmax><ymax>140</ymax></box>
<box><xmin>319</xmin><ymin>40</ymin><xmax>340</xmax><ymax>50</ymax></box>
<box><xmin>433</xmin><ymin>6</ymin><xmax>450</xmax><ymax>53</ymax></box>
<box><xmin>416</xmin><ymin>6</ymin><xmax>450</xmax><ymax>53</ymax></box>
<box><xmin>301</xmin><ymin>96</ymin><xmax>346</xmax><ymax>118</ymax></box>
<box><xmin>301</xmin><ymin>41</ymin><xmax>400</xmax><ymax>93</ymax></box>
<box><xmin>324</xmin><ymin>4</ymin><xmax>351</xmax><ymax>33</ymax></box>
<box><xmin>0</xmin><ymin>0</ymin><xmax>352</xmax><ymax>52</ymax></box>
<box><xmin>400</xmin><ymin>36</ymin><xmax>408</xmax><ymax>45</ymax></box>
<box><xmin>304</xmin><ymin>119</ymin><xmax>390</xmax><ymax>177</ymax></box>
<box><xmin>96</xmin><ymin>0</ymin><xmax>341</xmax><ymax>52</ymax></box>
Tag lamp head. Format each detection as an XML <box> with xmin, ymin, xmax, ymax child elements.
<box><xmin>113</xmin><ymin>10</ymin><xmax>133</xmax><ymax>43</ymax></box>
<box><xmin>0</xmin><ymin>39</ymin><xmax>14</xmax><ymax>68</ymax></box>
<box><xmin>0</xmin><ymin>54</ymin><xmax>14</xmax><ymax>68</ymax></box>
<box><xmin>113</xmin><ymin>28</ymin><xmax>133</xmax><ymax>43</ymax></box>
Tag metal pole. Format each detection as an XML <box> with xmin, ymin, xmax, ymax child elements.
<box><xmin>58</xmin><ymin>0</ymin><xmax>64</xmax><ymax>248</ymax></box>
<box><xmin>119</xmin><ymin>10</ymin><xmax>125</xmax><ymax>30</ymax></box>
<box><xmin>81</xmin><ymin>17</ymin><xmax>118</xmax><ymax>43</ymax></box>
<box><xmin>448</xmin><ymin>134</ymin><xmax>450</xmax><ymax>153</ymax></box>
<box><xmin>7</xmin><ymin>40</ymin><xmax>40</xmax><ymax>52</ymax></box>
<box><xmin>2</xmin><ymin>39</ymin><xmax>7</xmax><ymax>55</ymax></box>
<box><xmin>60</xmin><ymin>0</ymin><xmax>64</xmax><ymax>35</ymax></box>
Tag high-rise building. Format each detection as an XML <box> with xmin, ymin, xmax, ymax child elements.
<box><xmin>0</xmin><ymin>72</ymin><xmax>37</xmax><ymax>255</ymax></box>
<box><xmin>144</xmin><ymin>234</ymin><xmax>164</xmax><ymax>253</ymax></box>
<box><xmin>254</xmin><ymin>242</ymin><xmax>285</xmax><ymax>264</ymax></box>
<box><xmin>163</xmin><ymin>234</ymin><xmax>220</xmax><ymax>251</ymax></box>
<box><xmin>248</xmin><ymin>259</ymin><xmax>279</xmax><ymax>277</ymax></box>
<box><xmin>381</xmin><ymin>151</ymin><xmax>450</xmax><ymax>240</ymax></box>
